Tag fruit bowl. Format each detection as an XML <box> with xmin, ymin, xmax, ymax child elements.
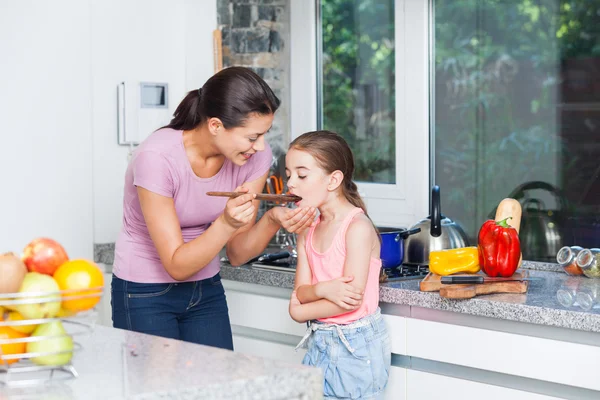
<box><xmin>0</xmin><ymin>286</ymin><xmax>103</xmax><ymax>386</ymax></box>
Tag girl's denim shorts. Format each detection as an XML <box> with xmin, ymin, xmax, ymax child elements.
<box><xmin>296</xmin><ymin>308</ymin><xmax>391</xmax><ymax>399</ymax></box>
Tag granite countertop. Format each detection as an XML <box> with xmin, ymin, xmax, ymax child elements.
<box><xmin>220</xmin><ymin>263</ymin><xmax>600</xmax><ymax>334</ymax></box>
<box><xmin>95</xmin><ymin>243</ymin><xmax>600</xmax><ymax>334</ymax></box>
<box><xmin>0</xmin><ymin>325</ymin><xmax>322</xmax><ymax>400</ymax></box>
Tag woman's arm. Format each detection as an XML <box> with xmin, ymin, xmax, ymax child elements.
<box><xmin>224</xmin><ymin>171</ymin><xmax>279</xmax><ymax>265</ymax></box>
<box><xmin>225</xmin><ymin>172</ymin><xmax>317</xmax><ymax>266</ymax></box>
<box><xmin>137</xmin><ymin>186</ymin><xmax>255</xmax><ymax>281</ymax></box>
<box><xmin>289</xmin><ymin>217</ymin><xmax>375</xmax><ymax>323</ymax></box>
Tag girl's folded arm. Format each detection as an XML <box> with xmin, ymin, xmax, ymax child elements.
<box><xmin>294</xmin><ymin>232</ymin><xmax>322</xmax><ymax>303</ymax></box>
<box><xmin>290</xmin><ymin>297</ymin><xmax>350</xmax><ymax>323</ymax></box>
<box><xmin>290</xmin><ymin>218</ymin><xmax>376</xmax><ymax>322</ymax></box>
<box><xmin>341</xmin><ymin>217</ymin><xmax>374</xmax><ymax>293</ymax></box>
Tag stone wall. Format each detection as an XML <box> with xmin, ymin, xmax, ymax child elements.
<box><xmin>217</xmin><ymin>0</ymin><xmax>290</xmax><ymax>159</ymax></box>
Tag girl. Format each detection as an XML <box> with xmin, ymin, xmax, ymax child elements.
<box><xmin>287</xmin><ymin>130</ymin><xmax>391</xmax><ymax>399</ymax></box>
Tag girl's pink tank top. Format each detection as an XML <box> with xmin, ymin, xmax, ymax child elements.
<box><xmin>305</xmin><ymin>207</ymin><xmax>382</xmax><ymax>324</ymax></box>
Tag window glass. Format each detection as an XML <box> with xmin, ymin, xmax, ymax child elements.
<box><xmin>433</xmin><ymin>0</ymin><xmax>600</xmax><ymax>261</ymax></box>
<box><xmin>320</xmin><ymin>0</ymin><xmax>396</xmax><ymax>183</ymax></box>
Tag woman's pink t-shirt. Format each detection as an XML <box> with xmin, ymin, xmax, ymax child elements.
<box><xmin>113</xmin><ymin>128</ymin><xmax>272</xmax><ymax>283</ymax></box>
<box><xmin>305</xmin><ymin>208</ymin><xmax>382</xmax><ymax>324</ymax></box>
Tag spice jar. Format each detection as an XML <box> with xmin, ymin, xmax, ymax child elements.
<box><xmin>556</xmin><ymin>277</ymin><xmax>582</xmax><ymax>307</ymax></box>
<box><xmin>556</xmin><ymin>246</ymin><xmax>584</xmax><ymax>276</ymax></box>
<box><xmin>575</xmin><ymin>280</ymin><xmax>600</xmax><ymax>311</ymax></box>
<box><xmin>576</xmin><ymin>248</ymin><xmax>600</xmax><ymax>279</ymax></box>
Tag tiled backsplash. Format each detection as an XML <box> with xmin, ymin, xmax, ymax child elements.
<box><xmin>217</xmin><ymin>0</ymin><xmax>291</xmax><ymax>160</ymax></box>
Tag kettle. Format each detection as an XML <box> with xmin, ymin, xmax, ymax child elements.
<box><xmin>488</xmin><ymin>181</ymin><xmax>566</xmax><ymax>262</ymax></box>
<box><xmin>403</xmin><ymin>185</ymin><xmax>470</xmax><ymax>265</ymax></box>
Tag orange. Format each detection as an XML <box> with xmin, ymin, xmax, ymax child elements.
<box><xmin>53</xmin><ymin>259</ymin><xmax>104</xmax><ymax>313</ymax></box>
<box><xmin>0</xmin><ymin>324</ymin><xmax>27</xmax><ymax>365</ymax></box>
<box><xmin>6</xmin><ymin>311</ymin><xmax>37</xmax><ymax>334</ymax></box>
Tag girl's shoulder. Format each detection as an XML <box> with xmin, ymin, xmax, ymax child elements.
<box><xmin>345</xmin><ymin>212</ymin><xmax>377</xmax><ymax>238</ymax></box>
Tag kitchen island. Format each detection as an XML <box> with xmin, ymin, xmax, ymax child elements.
<box><xmin>220</xmin><ymin>262</ymin><xmax>600</xmax><ymax>400</ymax></box>
<box><xmin>0</xmin><ymin>325</ymin><xmax>322</xmax><ymax>400</ymax></box>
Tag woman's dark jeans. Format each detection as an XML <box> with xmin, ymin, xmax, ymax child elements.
<box><xmin>111</xmin><ymin>272</ymin><xmax>234</xmax><ymax>350</ymax></box>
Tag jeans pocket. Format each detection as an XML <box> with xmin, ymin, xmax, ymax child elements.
<box><xmin>126</xmin><ymin>282</ymin><xmax>174</xmax><ymax>298</ymax></box>
<box><xmin>210</xmin><ymin>273</ymin><xmax>222</xmax><ymax>286</ymax></box>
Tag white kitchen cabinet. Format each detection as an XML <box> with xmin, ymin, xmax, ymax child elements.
<box><xmin>384</xmin><ymin>366</ymin><xmax>407</xmax><ymax>400</ymax></box>
<box><xmin>406</xmin><ymin>318</ymin><xmax>600</xmax><ymax>391</ymax></box>
<box><xmin>96</xmin><ymin>270</ymin><xmax>113</xmax><ymax>327</ymax></box>
<box><xmin>406</xmin><ymin>370</ymin><xmax>561</xmax><ymax>400</ymax></box>
<box><xmin>224</xmin><ymin>280</ymin><xmax>409</xmax><ymax>398</ymax></box>
<box><xmin>381</xmin><ymin>314</ymin><xmax>407</xmax><ymax>355</ymax></box>
<box><xmin>225</xmin><ymin>285</ymin><xmax>306</xmax><ymax>337</ymax></box>
<box><xmin>233</xmin><ymin>335</ymin><xmax>306</xmax><ymax>364</ymax></box>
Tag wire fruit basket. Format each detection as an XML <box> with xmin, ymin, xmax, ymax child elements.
<box><xmin>0</xmin><ymin>286</ymin><xmax>103</xmax><ymax>387</ymax></box>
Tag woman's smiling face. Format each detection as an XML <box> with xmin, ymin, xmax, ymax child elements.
<box><xmin>285</xmin><ymin>147</ymin><xmax>331</xmax><ymax>208</ymax></box>
<box><xmin>216</xmin><ymin>113</ymin><xmax>274</xmax><ymax>166</ymax></box>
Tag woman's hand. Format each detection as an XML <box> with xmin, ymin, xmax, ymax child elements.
<box><xmin>269</xmin><ymin>206</ymin><xmax>317</xmax><ymax>234</ymax></box>
<box><xmin>315</xmin><ymin>276</ymin><xmax>363</xmax><ymax>310</ymax></box>
<box><xmin>222</xmin><ymin>186</ymin><xmax>257</xmax><ymax>230</ymax></box>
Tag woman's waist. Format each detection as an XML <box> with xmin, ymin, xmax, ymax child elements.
<box><xmin>113</xmin><ymin>240</ymin><xmax>221</xmax><ymax>283</ymax></box>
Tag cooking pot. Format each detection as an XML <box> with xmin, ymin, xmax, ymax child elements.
<box><xmin>403</xmin><ymin>185</ymin><xmax>470</xmax><ymax>265</ymax></box>
<box><xmin>378</xmin><ymin>227</ymin><xmax>421</xmax><ymax>269</ymax></box>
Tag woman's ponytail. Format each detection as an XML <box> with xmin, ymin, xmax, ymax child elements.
<box><xmin>163</xmin><ymin>89</ymin><xmax>203</xmax><ymax>130</ymax></box>
<box><xmin>163</xmin><ymin>67</ymin><xmax>280</xmax><ymax>131</ymax></box>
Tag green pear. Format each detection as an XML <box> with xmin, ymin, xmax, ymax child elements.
<box><xmin>13</xmin><ymin>272</ymin><xmax>61</xmax><ymax>319</ymax></box>
<box><xmin>26</xmin><ymin>321</ymin><xmax>74</xmax><ymax>366</ymax></box>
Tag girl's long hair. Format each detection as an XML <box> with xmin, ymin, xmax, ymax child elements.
<box><xmin>290</xmin><ymin>130</ymin><xmax>379</xmax><ymax>239</ymax></box>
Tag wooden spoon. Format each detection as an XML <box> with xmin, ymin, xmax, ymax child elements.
<box><xmin>207</xmin><ymin>191</ymin><xmax>302</xmax><ymax>203</ymax></box>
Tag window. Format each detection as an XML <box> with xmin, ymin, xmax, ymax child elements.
<box><xmin>433</xmin><ymin>0</ymin><xmax>600</xmax><ymax>261</ymax></box>
<box><xmin>318</xmin><ymin>0</ymin><xmax>396</xmax><ymax>184</ymax></box>
<box><xmin>296</xmin><ymin>0</ymin><xmax>430</xmax><ymax>227</ymax></box>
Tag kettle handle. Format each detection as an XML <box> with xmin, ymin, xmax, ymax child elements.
<box><xmin>430</xmin><ymin>185</ymin><xmax>442</xmax><ymax>237</ymax></box>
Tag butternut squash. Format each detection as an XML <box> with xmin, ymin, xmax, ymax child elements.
<box><xmin>494</xmin><ymin>198</ymin><xmax>523</xmax><ymax>266</ymax></box>
<box><xmin>494</xmin><ymin>198</ymin><xmax>522</xmax><ymax>233</ymax></box>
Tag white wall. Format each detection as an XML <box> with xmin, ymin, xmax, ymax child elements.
<box><xmin>0</xmin><ymin>0</ymin><xmax>94</xmax><ymax>258</ymax></box>
<box><xmin>0</xmin><ymin>0</ymin><xmax>217</xmax><ymax>256</ymax></box>
<box><xmin>90</xmin><ymin>0</ymin><xmax>218</xmax><ymax>244</ymax></box>
<box><xmin>185</xmin><ymin>0</ymin><xmax>218</xmax><ymax>91</ymax></box>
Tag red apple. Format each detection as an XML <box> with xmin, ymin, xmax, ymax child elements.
<box><xmin>22</xmin><ymin>238</ymin><xmax>69</xmax><ymax>276</ymax></box>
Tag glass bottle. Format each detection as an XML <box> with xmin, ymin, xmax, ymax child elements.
<box><xmin>556</xmin><ymin>246</ymin><xmax>584</xmax><ymax>276</ymax></box>
<box><xmin>556</xmin><ymin>276</ymin><xmax>582</xmax><ymax>308</ymax></box>
<box><xmin>576</xmin><ymin>280</ymin><xmax>600</xmax><ymax>311</ymax></box>
<box><xmin>576</xmin><ymin>248</ymin><xmax>600</xmax><ymax>279</ymax></box>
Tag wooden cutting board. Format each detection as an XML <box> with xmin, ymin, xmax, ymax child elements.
<box><xmin>419</xmin><ymin>271</ymin><xmax>529</xmax><ymax>299</ymax></box>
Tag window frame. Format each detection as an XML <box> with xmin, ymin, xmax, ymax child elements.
<box><xmin>290</xmin><ymin>0</ymin><xmax>431</xmax><ymax>228</ymax></box>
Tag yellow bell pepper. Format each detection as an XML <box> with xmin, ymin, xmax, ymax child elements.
<box><xmin>428</xmin><ymin>247</ymin><xmax>480</xmax><ymax>276</ymax></box>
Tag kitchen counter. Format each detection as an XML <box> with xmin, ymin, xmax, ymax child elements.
<box><xmin>220</xmin><ymin>263</ymin><xmax>600</xmax><ymax>334</ymax></box>
<box><xmin>0</xmin><ymin>325</ymin><xmax>322</xmax><ymax>400</ymax></box>
<box><xmin>94</xmin><ymin>242</ymin><xmax>600</xmax><ymax>333</ymax></box>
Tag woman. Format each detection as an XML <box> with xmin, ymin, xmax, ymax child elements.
<box><xmin>111</xmin><ymin>67</ymin><xmax>317</xmax><ymax>350</ymax></box>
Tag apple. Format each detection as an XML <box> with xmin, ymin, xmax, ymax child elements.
<box><xmin>22</xmin><ymin>238</ymin><xmax>69</xmax><ymax>276</ymax></box>
<box><xmin>11</xmin><ymin>272</ymin><xmax>61</xmax><ymax>320</ymax></box>
<box><xmin>27</xmin><ymin>321</ymin><xmax>74</xmax><ymax>366</ymax></box>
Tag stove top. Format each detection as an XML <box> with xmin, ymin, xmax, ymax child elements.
<box><xmin>382</xmin><ymin>265</ymin><xmax>429</xmax><ymax>281</ymax></box>
<box><xmin>250</xmin><ymin>258</ymin><xmax>296</xmax><ymax>274</ymax></box>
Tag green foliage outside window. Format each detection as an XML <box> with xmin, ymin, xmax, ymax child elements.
<box><xmin>321</xmin><ymin>0</ymin><xmax>396</xmax><ymax>183</ymax></box>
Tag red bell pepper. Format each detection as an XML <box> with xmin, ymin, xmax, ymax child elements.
<box><xmin>477</xmin><ymin>217</ymin><xmax>521</xmax><ymax>277</ymax></box>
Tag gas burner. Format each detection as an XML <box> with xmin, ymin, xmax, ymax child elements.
<box><xmin>382</xmin><ymin>264</ymin><xmax>429</xmax><ymax>282</ymax></box>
